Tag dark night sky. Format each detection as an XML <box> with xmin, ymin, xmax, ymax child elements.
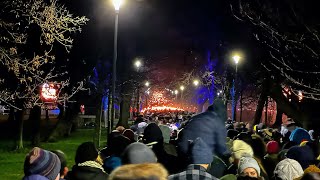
<box><xmin>64</xmin><ymin>0</ymin><xmax>256</xmax><ymax>83</ymax></box>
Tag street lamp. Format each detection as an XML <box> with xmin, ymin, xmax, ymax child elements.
<box><xmin>111</xmin><ymin>0</ymin><xmax>124</xmax><ymax>132</ymax></box>
<box><xmin>145</xmin><ymin>81</ymin><xmax>150</xmax><ymax>87</ymax></box>
<box><xmin>180</xmin><ymin>85</ymin><xmax>185</xmax><ymax>98</ymax></box>
<box><xmin>231</xmin><ymin>53</ymin><xmax>241</xmax><ymax>122</ymax></box>
<box><xmin>193</xmin><ymin>80</ymin><xmax>199</xmax><ymax>87</ymax></box>
<box><xmin>174</xmin><ymin>90</ymin><xmax>178</xmax><ymax>100</ymax></box>
<box><xmin>134</xmin><ymin>59</ymin><xmax>142</xmax><ymax>69</ymax></box>
<box><xmin>232</xmin><ymin>54</ymin><xmax>241</xmax><ymax>73</ymax></box>
<box><xmin>112</xmin><ymin>0</ymin><xmax>124</xmax><ymax>11</ymax></box>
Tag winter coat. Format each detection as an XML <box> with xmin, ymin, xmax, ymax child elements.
<box><xmin>263</xmin><ymin>154</ymin><xmax>279</xmax><ymax>178</ymax></box>
<box><xmin>66</xmin><ymin>165</ymin><xmax>108</xmax><ymax>180</ymax></box>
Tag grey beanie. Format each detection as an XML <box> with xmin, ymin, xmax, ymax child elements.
<box><xmin>274</xmin><ymin>158</ymin><xmax>304</xmax><ymax>180</ymax></box>
<box><xmin>121</xmin><ymin>142</ymin><xmax>157</xmax><ymax>164</ymax></box>
<box><xmin>238</xmin><ymin>156</ymin><xmax>261</xmax><ymax>176</ymax></box>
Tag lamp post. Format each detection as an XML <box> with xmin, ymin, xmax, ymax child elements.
<box><xmin>145</xmin><ymin>82</ymin><xmax>150</xmax><ymax>109</ymax></box>
<box><xmin>231</xmin><ymin>54</ymin><xmax>241</xmax><ymax>122</ymax></box>
<box><xmin>180</xmin><ymin>85</ymin><xmax>185</xmax><ymax>98</ymax></box>
<box><xmin>174</xmin><ymin>90</ymin><xmax>178</xmax><ymax>100</ymax></box>
<box><xmin>111</xmin><ymin>0</ymin><xmax>124</xmax><ymax>132</ymax></box>
<box><xmin>193</xmin><ymin>80</ymin><xmax>199</xmax><ymax>87</ymax></box>
<box><xmin>134</xmin><ymin>59</ymin><xmax>142</xmax><ymax>115</ymax></box>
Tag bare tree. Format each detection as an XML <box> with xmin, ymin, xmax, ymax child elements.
<box><xmin>231</xmin><ymin>0</ymin><xmax>320</xmax><ymax>100</ymax></box>
<box><xmin>0</xmin><ymin>0</ymin><xmax>88</xmax><ymax>149</ymax></box>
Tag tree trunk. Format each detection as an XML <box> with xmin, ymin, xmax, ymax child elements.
<box><xmin>16</xmin><ymin>109</ymin><xmax>25</xmax><ymax>150</ymax></box>
<box><xmin>107</xmin><ymin>92</ymin><xmax>112</xmax><ymax>134</ymax></box>
<box><xmin>48</xmin><ymin>103</ymin><xmax>79</xmax><ymax>141</ymax></box>
<box><xmin>118</xmin><ymin>94</ymin><xmax>130</xmax><ymax>128</ymax></box>
<box><xmin>265</xmin><ymin>97</ymin><xmax>268</xmax><ymax>125</ymax></box>
<box><xmin>31</xmin><ymin>106</ymin><xmax>41</xmax><ymax>146</ymax></box>
<box><xmin>272</xmin><ymin>103</ymin><xmax>283</xmax><ymax>128</ymax></box>
<box><xmin>93</xmin><ymin>96</ymin><xmax>103</xmax><ymax>148</ymax></box>
<box><xmin>269</xmin><ymin>83</ymin><xmax>308</xmax><ymax>128</ymax></box>
<box><xmin>240</xmin><ymin>88</ymin><xmax>243</xmax><ymax>122</ymax></box>
<box><xmin>253</xmin><ymin>78</ymin><xmax>269</xmax><ymax>125</ymax></box>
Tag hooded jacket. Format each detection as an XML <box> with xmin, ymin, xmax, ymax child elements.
<box><xmin>177</xmin><ymin>99</ymin><xmax>227</xmax><ymax>158</ymax></box>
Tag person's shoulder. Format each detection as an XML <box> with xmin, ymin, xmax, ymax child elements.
<box><xmin>168</xmin><ymin>171</ymin><xmax>187</xmax><ymax>180</ymax></box>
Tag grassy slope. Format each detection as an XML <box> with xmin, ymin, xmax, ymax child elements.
<box><xmin>0</xmin><ymin>129</ymin><xmax>106</xmax><ymax>180</ymax></box>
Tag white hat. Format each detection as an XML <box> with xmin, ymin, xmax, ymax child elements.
<box><xmin>274</xmin><ymin>158</ymin><xmax>304</xmax><ymax>180</ymax></box>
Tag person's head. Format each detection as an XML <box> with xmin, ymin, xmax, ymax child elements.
<box><xmin>238</xmin><ymin>156</ymin><xmax>260</xmax><ymax>178</ymax></box>
<box><xmin>51</xmin><ymin>150</ymin><xmax>68</xmax><ymax>178</ymax></box>
<box><xmin>251</xmin><ymin>134</ymin><xmax>266</xmax><ymax>159</ymax></box>
<box><xmin>266</xmin><ymin>141</ymin><xmax>280</xmax><ymax>154</ymax></box>
<box><xmin>116</xmin><ymin>126</ymin><xmax>125</xmax><ymax>133</ymax></box>
<box><xmin>284</xmin><ymin>118</ymin><xmax>297</xmax><ymax>132</ymax></box>
<box><xmin>75</xmin><ymin>142</ymin><xmax>98</xmax><ymax>164</ymax></box>
<box><xmin>301</xmin><ymin>172</ymin><xmax>320</xmax><ymax>180</ymax></box>
<box><xmin>230</xmin><ymin>140</ymin><xmax>254</xmax><ymax>165</ymax></box>
<box><xmin>286</xmin><ymin>145</ymin><xmax>316</xmax><ymax>169</ymax></box>
<box><xmin>143</xmin><ymin>123</ymin><xmax>164</xmax><ymax>146</ymax></box>
<box><xmin>273</xmin><ymin>158</ymin><xmax>304</xmax><ymax>180</ymax></box>
<box><xmin>24</xmin><ymin>147</ymin><xmax>61</xmax><ymax>180</ymax></box>
<box><xmin>121</xmin><ymin>142</ymin><xmax>157</xmax><ymax>164</ymax></box>
<box><xmin>109</xmin><ymin>163</ymin><xmax>168</xmax><ymax>180</ymax></box>
<box><xmin>108</xmin><ymin>135</ymin><xmax>131</xmax><ymax>157</ymax></box>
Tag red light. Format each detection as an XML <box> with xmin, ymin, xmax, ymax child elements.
<box><xmin>40</xmin><ymin>83</ymin><xmax>58</xmax><ymax>102</ymax></box>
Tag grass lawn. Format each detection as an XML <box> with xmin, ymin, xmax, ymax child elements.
<box><xmin>0</xmin><ymin>129</ymin><xmax>107</xmax><ymax>180</ymax></box>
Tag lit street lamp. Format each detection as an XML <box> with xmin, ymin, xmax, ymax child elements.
<box><xmin>180</xmin><ymin>85</ymin><xmax>185</xmax><ymax>99</ymax></box>
<box><xmin>111</xmin><ymin>0</ymin><xmax>124</xmax><ymax>132</ymax></box>
<box><xmin>134</xmin><ymin>59</ymin><xmax>142</xmax><ymax>69</ymax></box>
<box><xmin>193</xmin><ymin>80</ymin><xmax>199</xmax><ymax>87</ymax></box>
<box><xmin>174</xmin><ymin>90</ymin><xmax>178</xmax><ymax>100</ymax></box>
<box><xmin>232</xmin><ymin>54</ymin><xmax>241</xmax><ymax>73</ymax></box>
<box><xmin>231</xmin><ymin>53</ymin><xmax>241</xmax><ymax>122</ymax></box>
<box><xmin>145</xmin><ymin>81</ymin><xmax>150</xmax><ymax>87</ymax></box>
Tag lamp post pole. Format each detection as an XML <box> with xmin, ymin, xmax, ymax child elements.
<box><xmin>111</xmin><ymin>7</ymin><xmax>120</xmax><ymax>132</ymax></box>
<box><xmin>231</xmin><ymin>55</ymin><xmax>240</xmax><ymax>122</ymax></box>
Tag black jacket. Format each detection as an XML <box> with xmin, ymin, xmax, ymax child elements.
<box><xmin>66</xmin><ymin>165</ymin><xmax>108</xmax><ymax>180</ymax></box>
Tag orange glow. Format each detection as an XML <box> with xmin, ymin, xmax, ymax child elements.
<box><xmin>141</xmin><ymin>106</ymin><xmax>184</xmax><ymax>113</ymax></box>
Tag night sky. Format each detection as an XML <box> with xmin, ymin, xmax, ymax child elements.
<box><xmin>64</xmin><ymin>0</ymin><xmax>257</xmax><ymax>84</ymax></box>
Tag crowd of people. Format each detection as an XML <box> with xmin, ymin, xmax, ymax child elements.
<box><xmin>22</xmin><ymin>99</ymin><xmax>320</xmax><ymax>180</ymax></box>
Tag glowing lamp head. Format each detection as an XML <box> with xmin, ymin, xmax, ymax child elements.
<box><xmin>134</xmin><ymin>60</ymin><xmax>142</xmax><ymax>68</ymax></box>
<box><xmin>145</xmin><ymin>81</ymin><xmax>150</xmax><ymax>87</ymax></box>
<box><xmin>193</xmin><ymin>80</ymin><xmax>199</xmax><ymax>86</ymax></box>
<box><xmin>174</xmin><ymin>90</ymin><xmax>178</xmax><ymax>95</ymax></box>
<box><xmin>232</xmin><ymin>55</ymin><xmax>241</xmax><ymax>64</ymax></box>
<box><xmin>180</xmin><ymin>86</ymin><xmax>185</xmax><ymax>91</ymax></box>
<box><xmin>112</xmin><ymin>0</ymin><xmax>124</xmax><ymax>11</ymax></box>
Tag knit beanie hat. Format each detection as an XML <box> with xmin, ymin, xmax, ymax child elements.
<box><xmin>121</xmin><ymin>142</ymin><xmax>157</xmax><ymax>164</ymax></box>
<box><xmin>304</xmin><ymin>165</ymin><xmax>320</xmax><ymax>174</ymax></box>
<box><xmin>274</xmin><ymin>158</ymin><xmax>304</xmax><ymax>180</ymax></box>
<box><xmin>122</xmin><ymin>129</ymin><xmax>135</xmax><ymax>142</ymax></box>
<box><xmin>266</xmin><ymin>141</ymin><xmax>280</xmax><ymax>154</ymax></box>
<box><xmin>108</xmin><ymin>135</ymin><xmax>131</xmax><ymax>157</ymax></box>
<box><xmin>238</xmin><ymin>156</ymin><xmax>261</xmax><ymax>176</ymax></box>
<box><xmin>286</xmin><ymin>145</ymin><xmax>316</xmax><ymax>169</ymax></box>
<box><xmin>143</xmin><ymin>123</ymin><xmax>164</xmax><ymax>144</ymax></box>
<box><xmin>24</xmin><ymin>147</ymin><xmax>61</xmax><ymax>180</ymax></box>
<box><xmin>75</xmin><ymin>142</ymin><xmax>98</xmax><ymax>164</ymax></box>
<box><xmin>227</xmin><ymin>129</ymin><xmax>239</xmax><ymax>140</ymax></box>
<box><xmin>189</xmin><ymin>137</ymin><xmax>213</xmax><ymax>164</ymax></box>
<box><xmin>289</xmin><ymin>128</ymin><xmax>311</xmax><ymax>144</ymax></box>
<box><xmin>231</xmin><ymin>140</ymin><xmax>254</xmax><ymax>160</ymax></box>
